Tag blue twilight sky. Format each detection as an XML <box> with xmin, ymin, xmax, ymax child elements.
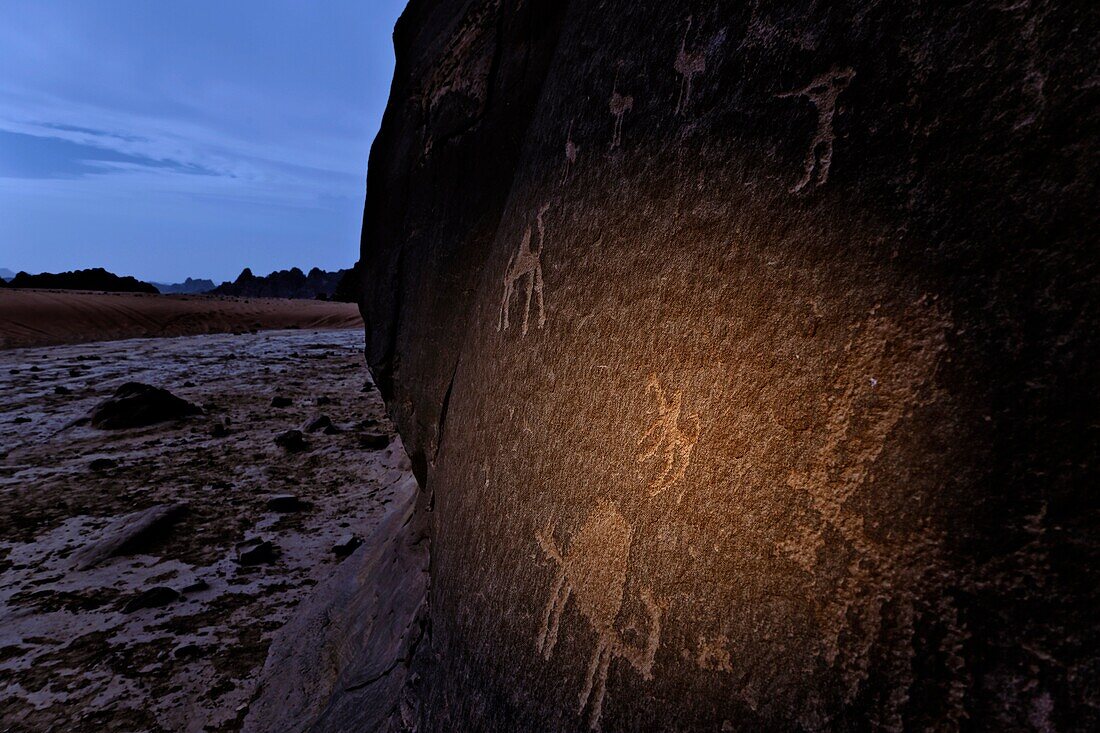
<box><xmin>0</xmin><ymin>0</ymin><xmax>408</xmax><ymax>283</ymax></box>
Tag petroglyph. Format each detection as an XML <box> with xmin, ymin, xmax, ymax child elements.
<box><xmin>499</xmin><ymin>204</ymin><xmax>549</xmax><ymax>336</ymax></box>
<box><xmin>535</xmin><ymin>500</ymin><xmax>662</xmax><ymax>730</ymax></box>
<box><xmin>609</xmin><ymin>68</ymin><xmax>634</xmax><ymax>150</ymax></box>
<box><xmin>562</xmin><ymin>119</ymin><xmax>579</xmax><ymax>182</ymax></box>
<box><xmin>777</xmin><ymin>310</ymin><xmax>962</xmax><ymax>710</ymax></box>
<box><xmin>637</xmin><ymin>374</ymin><xmax>701</xmax><ymax>502</ymax></box>
<box><xmin>674</xmin><ymin>17</ymin><xmax>707</xmax><ymax>115</ymax></box>
<box><xmin>777</xmin><ymin>67</ymin><xmax>855</xmax><ymax>193</ymax></box>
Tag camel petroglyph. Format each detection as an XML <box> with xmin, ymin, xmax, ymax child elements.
<box><xmin>499</xmin><ymin>203</ymin><xmax>549</xmax><ymax>336</ymax></box>
<box><xmin>777</xmin><ymin>67</ymin><xmax>855</xmax><ymax>193</ymax></box>
<box><xmin>674</xmin><ymin>17</ymin><xmax>707</xmax><ymax>115</ymax></box>
<box><xmin>637</xmin><ymin>374</ymin><xmax>701</xmax><ymax>502</ymax></box>
<box><xmin>536</xmin><ymin>500</ymin><xmax>662</xmax><ymax>730</ymax></box>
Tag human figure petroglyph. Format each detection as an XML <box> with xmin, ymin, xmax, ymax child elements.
<box><xmin>674</xmin><ymin>17</ymin><xmax>706</xmax><ymax>115</ymax></box>
<box><xmin>776</xmin><ymin>312</ymin><xmax>964</xmax><ymax>712</ymax></box>
<box><xmin>609</xmin><ymin>68</ymin><xmax>634</xmax><ymax>150</ymax></box>
<box><xmin>562</xmin><ymin>119</ymin><xmax>579</xmax><ymax>183</ymax></box>
<box><xmin>637</xmin><ymin>374</ymin><xmax>701</xmax><ymax>502</ymax></box>
<box><xmin>777</xmin><ymin>67</ymin><xmax>855</xmax><ymax>193</ymax></box>
<box><xmin>498</xmin><ymin>203</ymin><xmax>549</xmax><ymax>336</ymax></box>
<box><xmin>535</xmin><ymin>500</ymin><xmax>662</xmax><ymax>730</ymax></box>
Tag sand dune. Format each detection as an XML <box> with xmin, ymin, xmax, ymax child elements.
<box><xmin>0</xmin><ymin>289</ymin><xmax>362</xmax><ymax>349</ymax></box>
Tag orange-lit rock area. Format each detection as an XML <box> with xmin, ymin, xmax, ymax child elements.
<box><xmin>276</xmin><ymin>1</ymin><xmax>1098</xmax><ymax>730</ymax></box>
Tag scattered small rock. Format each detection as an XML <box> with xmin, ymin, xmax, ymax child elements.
<box><xmin>174</xmin><ymin>643</ymin><xmax>203</xmax><ymax>659</ymax></box>
<box><xmin>359</xmin><ymin>433</ymin><xmax>391</xmax><ymax>450</ymax></box>
<box><xmin>302</xmin><ymin>414</ymin><xmax>331</xmax><ymax>433</ymax></box>
<box><xmin>271</xmin><ymin>396</ymin><xmax>292</xmax><ymax>408</ymax></box>
<box><xmin>181</xmin><ymin>579</ymin><xmax>209</xmax><ymax>594</ymax></box>
<box><xmin>332</xmin><ymin>534</ymin><xmax>363</xmax><ymax>558</ymax></box>
<box><xmin>209</xmin><ymin>421</ymin><xmax>230</xmax><ymax>438</ymax></box>
<box><xmin>275</xmin><ymin>429</ymin><xmax>310</xmax><ymax>453</ymax></box>
<box><xmin>182</xmin><ymin>380</ymin><xmax>196</xmax><ymax>388</ymax></box>
<box><xmin>13</xmin><ymin>416</ymin><xmax>31</xmax><ymax>424</ymax></box>
<box><xmin>238</xmin><ymin>540</ymin><xmax>277</xmax><ymax>566</ymax></box>
<box><xmin>361</xmin><ymin>380</ymin><xmax>375</xmax><ymax>393</ymax></box>
<box><xmin>53</xmin><ymin>385</ymin><xmax>71</xmax><ymax>395</ymax></box>
<box><xmin>81</xmin><ymin>382</ymin><xmax>202</xmax><ymax>430</ymax></box>
<box><xmin>266</xmin><ymin>494</ymin><xmax>308</xmax><ymax>512</ymax></box>
<box><xmin>123</xmin><ymin>586</ymin><xmax>179</xmax><ymax>613</ymax></box>
<box><xmin>89</xmin><ymin>457</ymin><xmax>118</xmax><ymax>471</ymax></box>
<box><xmin>323</xmin><ymin>424</ymin><xmax>343</xmax><ymax>435</ymax></box>
<box><xmin>315</xmin><ymin>396</ymin><xmax>332</xmax><ymax>405</ymax></box>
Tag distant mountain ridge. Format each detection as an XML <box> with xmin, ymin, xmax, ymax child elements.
<box><xmin>210</xmin><ymin>266</ymin><xmax>359</xmax><ymax>302</ymax></box>
<box><xmin>1</xmin><ymin>265</ymin><xmax>362</xmax><ymax>301</ymax></box>
<box><xmin>0</xmin><ymin>268</ymin><xmax>14</xmax><ymax>282</ymax></box>
<box><xmin>150</xmin><ymin>277</ymin><xmax>216</xmax><ymax>294</ymax></box>
<box><xmin>3</xmin><ymin>268</ymin><xmax>159</xmax><ymax>294</ymax></box>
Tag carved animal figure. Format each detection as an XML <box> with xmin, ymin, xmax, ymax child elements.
<box><xmin>562</xmin><ymin>119</ymin><xmax>579</xmax><ymax>182</ymax></box>
<box><xmin>536</xmin><ymin>500</ymin><xmax>661</xmax><ymax>730</ymax></box>
<box><xmin>609</xmin><ymin>69</ymin><xmax>634</xmax><ymax>150</ymax></box>
<box><xmin>499</xmin><ymin>204</ymin><xmax>549</xmax><ymax>336</ymax></box>
<box><xmin>674</xmin><ymin>17</ymin><xmax>706</xmax><ymax>115</ymax></box>
<box><xmin>777</xmin><ymin>67</ymin><xmax>855</xmax><ymax>193</ymax></box>
<box><xmin>637</xmin><ymin>374</ymin><xmax>701</xmax><ymax>501</ymax></box>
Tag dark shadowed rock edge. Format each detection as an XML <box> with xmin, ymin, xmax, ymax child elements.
<box><xmin>243</xmin><ymin>476</ymin><xmax>425</xmax><ymax>732</ymax></box>
<box><xmin>252</xmin><ymin>1</ymin><xmax>1098</xmax><ymax>731</ymax></box>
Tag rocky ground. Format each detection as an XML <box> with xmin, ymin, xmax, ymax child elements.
<box><xmin>0</xmin><ymin>329</ymin><xmax>409</xmax><ymax>732</ymax></box>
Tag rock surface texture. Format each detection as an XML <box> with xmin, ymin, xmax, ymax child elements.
<box><xmin>355</xmin><ymin>1</ymin><xmax>1098</xmax><ymax>730</ymax></box>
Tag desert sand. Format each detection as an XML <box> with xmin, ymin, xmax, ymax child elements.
<box><xmin>0</xmin><ymin>328</ymin><xmax>411</xmax><ymax>731</ymax></box>
<box><xmin>0</xmin><ymin>289</ymin><xmax>361</xmax><ymax>350</ymax></box>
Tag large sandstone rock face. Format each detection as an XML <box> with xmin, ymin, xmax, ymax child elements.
<box><xmin>359</xmin><ymin>0</ymin><xmax>1098</xmax><ymax>729</ymax></box>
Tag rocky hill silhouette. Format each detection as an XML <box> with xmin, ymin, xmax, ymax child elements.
<box><xmin>5</xmin><ymin>268</ymin><xmax>159</xmax><ymax>294</ymax></box>
<box><xmin>210</xmin><ymin>266</ymin><xmax>357</xmax><ymax>301</ymax></box>
<box><xmin>150</xmin><ymin>277</ymin><xmax>216</xmax><ymax>294</ymax></box>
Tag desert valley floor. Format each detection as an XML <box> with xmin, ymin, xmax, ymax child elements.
<box><xmin>0</xmin><ymin>329</ymin><xmax>409</xmax><ymax>732</ymax></box>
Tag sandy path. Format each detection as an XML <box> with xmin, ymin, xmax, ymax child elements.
<box><xmin>0</xmin><ymin>290</ymin><xmax>362</xmax><ymax>350</ymax></box>
<box><xmin>0</xmin><ymin>329</ymin><xmax>409</xmax><ymax>732</ymax></box>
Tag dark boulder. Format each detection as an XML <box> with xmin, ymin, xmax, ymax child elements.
<box><xmin>266</xmin><ymin>494</ymin><xmax>308</xmax><ymax>513</ymax></box>
<box><xmin>275</xmin><ymin>429</ymin><xmax>310</xmax><ymax>453</ymax></box>
<box><xmin>302</xmin><ymin>414</ymin><xmax>332</xmax><ymax>433</ymax></box>
<box><xmin>357</xmin><ymin>433</ymin><xmax>391</xmax><ymax>451</ymax></box>
<box><xmin>331</xmin><ymin>534</ymin><xmax>363</xmax><ymax>559</ymax></box>
<box><xmin>122</xmin><ymin>586</ymin><xmax>179</xmax><ymax>613</ymax></box>
<box><xmin>237</xmin><ymin>540</ymin><xmax>277</xmax><ymax>566</ymax></box>
<box><xmin>82</xmin><ymin>382</ymin><xmax>202</xmax><ymax>430</ymax></box>
<box><xmin>271</xmin><ymin>396</ymin><xmax>293</xmax><ymax>408</ymax></box>
<box><xmin>181</xmin><ymin>579</ymin><xmax>209</xmax><ymax>594</ymax></box>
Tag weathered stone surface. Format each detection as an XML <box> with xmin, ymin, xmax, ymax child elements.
<box><xmin>71</xmin><ymin>502</ymin><xmax>188</xmax><ymax>570</ymax></box>
<box><xmin>353</xmin><ymin>0</ymin><xmax>1098</xmax><ymax>730</ymax></box>
<box><xmin>243</xmin><ymin>475</ymin><xmax>425</xmax><ymax>733</ymax></box>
